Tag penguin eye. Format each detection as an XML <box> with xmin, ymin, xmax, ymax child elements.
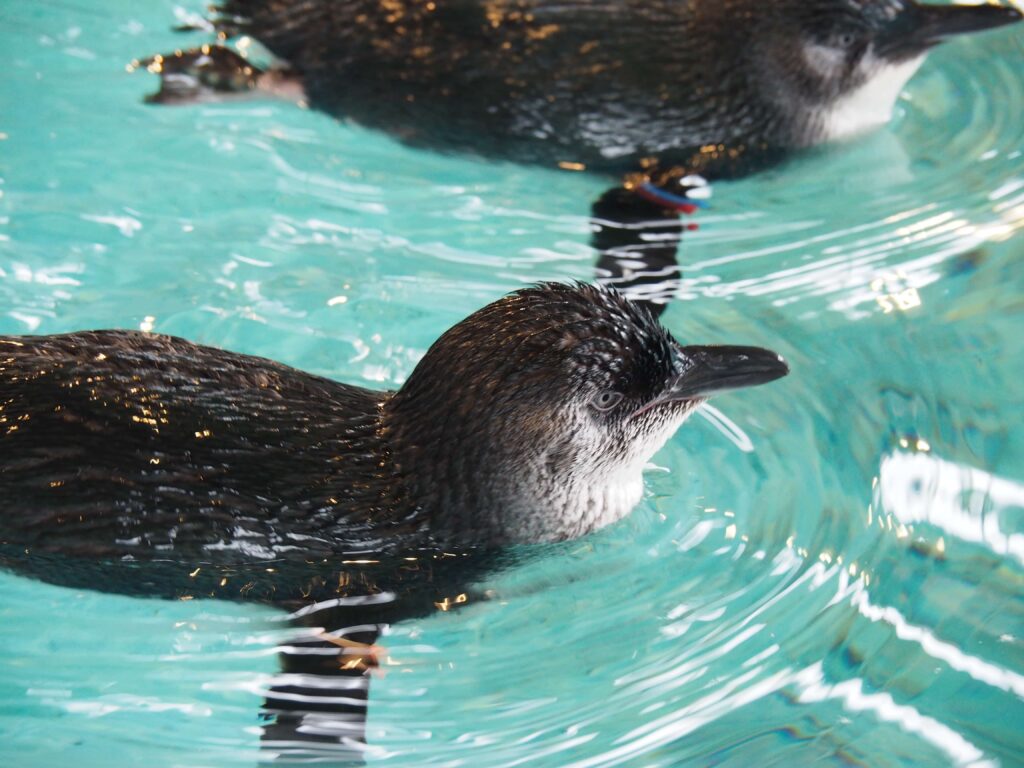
<box><xmin>592</xmin><ymin>390</ymin><xmax>624</xmax><ymax>412</ymax></box>
<box><xmin>834</xmin><ymin>30</ymin><xmax>859</xmax><ymax>49</ymax></box>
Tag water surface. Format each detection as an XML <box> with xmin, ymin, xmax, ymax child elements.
<box><xmin>1</xmin><ymin>2</ymin><xmax>1022</xmax><ymax>766</ymax></box>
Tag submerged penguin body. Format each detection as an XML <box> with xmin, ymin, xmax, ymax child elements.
<box><xmin>0</xmin><ymin>283</ymin><xmax>788</xmax><ymax>754</ymax></box>
<box><xmin>0</xmin><ymin>284</ymin><xmax>786</xmax><ymax>597</ymax></box>
<box><xmin>200</xmin><ymin>0</ymin><xmax>1022</xmax><ymax>176</ymax></box>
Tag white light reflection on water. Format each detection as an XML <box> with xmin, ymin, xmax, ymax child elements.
<box><xmin>851</xmin><ymin>588</ymin><xmax>1024</xmax><ymax>698</ymax></box>
<box><xmin>695</xmin><ymin>403</ymin><xmax>755</xmax><ymax>453</ymax></box>
<box><xmin>567</xmin><ymin>666</ymin><xmax>799</xmax><ymax>768</ymax></box>
<box><xmin>795</xmin><ymin>663</ymin><xmax>994</xmax><ymax>768</ymax></box>
<box><xmin>880</xmin><ymin>450</ymin><xmax>1024</xmax><ymax>564</ymax></box>
<box><xmin>1</xmin><ymin>1</ymin><xmax>1023</xmax><ymax>766</ymax></box>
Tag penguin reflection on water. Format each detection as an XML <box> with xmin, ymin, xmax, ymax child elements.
<box><xmin>0</xmin><ymin>283</ymin><xmax>786</xmax><ymax>757</ymax></box>
<box><xmin>143</xmin><ymin>0</ymin><xmax>1023</xmax><ymax>308</ymax></box>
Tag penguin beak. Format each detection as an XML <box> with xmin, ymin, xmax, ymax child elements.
<box><xmin>634</xmin><ymin>345</ymin><xmax>789</xmax><ymax>417</ymax></box>
<box><xmin>878</xmin><ymin>2</ymin><xmax>1022</xmax><ymax>60</ymax></box>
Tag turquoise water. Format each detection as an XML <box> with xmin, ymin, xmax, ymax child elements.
<box><xmin>1</xmin><ymin>1</ymin><xmax>1023</xmax><ymax>766</ymax></box>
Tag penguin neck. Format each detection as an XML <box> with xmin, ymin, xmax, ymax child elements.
<box><xmin>380</xmin><ymin>395</ymin><xmax>692</xmax><ymax>548</ymax></box>
<box><xmin>817</xmin><ymin>54</ymin><xmax>926</xmax><ymax>143</ymax></box>
<box><xmin>380</xmin><ymin>400</ymin><xmax>624</xmax><ymax>547</ymax></box>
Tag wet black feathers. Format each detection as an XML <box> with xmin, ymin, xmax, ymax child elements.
<box><xmin>213</xmin><ymin>0</ymin><xmax>795</xmax><ymax>173</ymax></box>
<box><xmin>0</xmin><ymin>283</ymin><xmax>689</xmax><ymax>569</ymax></box>
<box><xmin>0</xmin><ymin>332</ymin><xmax>407</xmax><ymax>561</ymax></box>
<box><xmin>0</xmin><ymin>284</ymin><xmax>677</xmax><ymax>576</ymax></box>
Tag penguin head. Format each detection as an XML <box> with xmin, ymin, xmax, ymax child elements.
<box><xmin>387</xmin><ymin>283</ymin><xmax>788</xmax><ymax>544</ymax></box>
<box><xmin>742</xmin><ymin>0</ymin><xmax>1021</xmax><ymax>143</ymax></box>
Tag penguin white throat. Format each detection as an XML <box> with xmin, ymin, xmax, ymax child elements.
<box><xmin>816</xmin><ymin>49</ymin><xmax>926</xmax><ymax>142</ymax></box>
<box><xmin>500</xmin><ymin>400</ymin><xmax>699</xmax><ymax>544</ymax></box>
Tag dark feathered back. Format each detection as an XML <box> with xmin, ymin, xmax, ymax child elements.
<box><xmin>0</xmin><ymin>332</ymin><xmax>399</xmax><ymax>564</ymax></box>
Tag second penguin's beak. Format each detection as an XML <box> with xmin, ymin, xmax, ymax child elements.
<box><xmin>878</xmin><ymin>2</ymin><xmax>1022</xmax><ymax>59</ymax></box>
<box><xmin>634</xmin><ymin>345</ymin><xmax>789</xmax><ymax>417</ymax></box>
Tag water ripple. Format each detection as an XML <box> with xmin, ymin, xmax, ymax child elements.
<box><xmin>1</xmin><ymin>2</ymin><xmax>1022</xmax><ymax>766</ymax></box>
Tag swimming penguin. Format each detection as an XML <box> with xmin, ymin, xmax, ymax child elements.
<box><xmin>0</xmin><ymin>282</ymin><xmax>788</xmax><ymax>758</ymax></box>
<box><xmin>141</xmin><ymin>0</ymin><xmax>1022</xmax><ymax>308</ymax></box>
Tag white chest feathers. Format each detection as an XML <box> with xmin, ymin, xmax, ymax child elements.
<box><xmin>820</xmin><ymin>52</ymin><xmax>926</xmax><ymax>142</ymax></box>
<box><xmin>579</xmin><ymin>469</ymin><xmax>646</xmax><ymax>534</ymax></box>
<box><xmin>566</xmin><ymin>413</ymin><xmax>689</xmax><ymax>538</ymax></box>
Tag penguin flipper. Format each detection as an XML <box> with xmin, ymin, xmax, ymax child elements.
<box><xmin>261</xmin><ymin>600</ymin><xmax>389</xmax><ymax>763</ymax></box>
<box><xmin>591</xmin><ymin>170</ymin><xmax>709</xmax><ymax>317</ymax></box>
<box><xmin>134</xmin><ymin>45</ymin><xmax>269</xmax><ymax>105</ymax></box>
<box><xmin>260</xmin><ymin>568</ymin><xmax>492</xmax><ymax>762</ymax></box>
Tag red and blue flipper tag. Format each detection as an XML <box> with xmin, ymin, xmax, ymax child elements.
<box><xmin>635</xmin><ymin>180</ymin><xmax>711</xmax><ymax>215</ymax></box>
<box><xmin>635</xmin><ymin>175</ymin><xmax>710</xmax><ymax>230</ymax></box>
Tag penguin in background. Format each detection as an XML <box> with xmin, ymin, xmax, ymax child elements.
<box><xmin>141</xmin><ymin>0</ymin><xmax>1022</xmax><ymax>311</ymax></box>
